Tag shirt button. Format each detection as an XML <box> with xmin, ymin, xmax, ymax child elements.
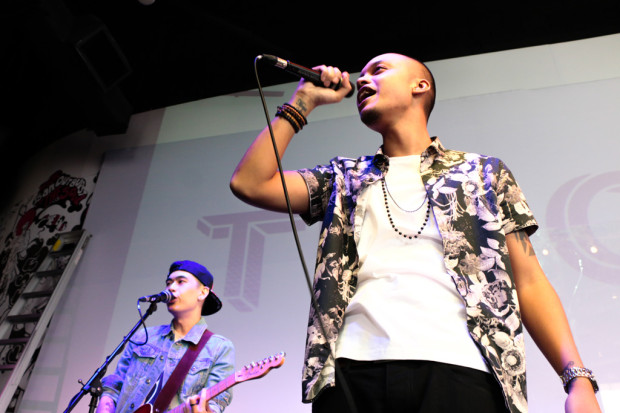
<box><xmin>160</xmin><ymin>355</ymin><xmax>164</xmax><ymax>361</ymax></box>
<box><xmin>130</xmin><ymin>403</ymin><xmax>135</xmax><ymax>408</ymax></box>
<box><xmin>146</xmin><ymin>379</ymin><xmax>151</xmax><ymax>384</ymax></box>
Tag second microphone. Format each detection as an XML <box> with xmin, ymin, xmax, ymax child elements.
<box><xmin>138</xmin><ymin>290</ymin><xmax>174</xmax><ymax>303</ymax></box>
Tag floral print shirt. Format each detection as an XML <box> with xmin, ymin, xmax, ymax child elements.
<box><xmin>297</xmin><ymin>137</ymin><xmax>537</xmax><ymax>413</ymax></box>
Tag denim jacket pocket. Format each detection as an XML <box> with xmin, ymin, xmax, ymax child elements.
<box><xmin>114</xmin><ymin>343</ymin><xmax>162</xmax><ymax>411</ymax></box>
<box><xmin>128</xmin><ymin>344</ymin><xmax>159</xmax><ymax>378</ymax></box>
<box><xmin>132</xmin><ymin>343</ymin><xmax>159</xmax><ymax>359</ymax></box>
<box><xmin>183</xmin><ymin>357</ymin><xmax>213</xmax><ymax>396</ymax></box>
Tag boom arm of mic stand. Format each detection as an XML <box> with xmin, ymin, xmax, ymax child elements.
<box><xmin>63</xmin><ymin>302</ymin><xmax>159</xmax><ymax>413</ymax></box>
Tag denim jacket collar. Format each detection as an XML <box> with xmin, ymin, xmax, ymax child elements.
<box><xmin>163</xmin><ymin>317</ymin><xmax>209</xmax><ymax>345</ymax></box>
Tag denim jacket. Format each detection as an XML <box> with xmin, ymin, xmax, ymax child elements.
<box><xmin>296</xmin><ymin>138</ymin><xmax>537</xmax><ymax>413</ymax></box>
<box><xmin>101</xmin><ymin>318</ymin><xmax>234</xmax><ymax>413</ymax></box>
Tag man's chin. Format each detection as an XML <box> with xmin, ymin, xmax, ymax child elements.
<box><xmin>360</xmin><ymin>107</ymin><xmax>381</xmax><ymax>128</ymax></box>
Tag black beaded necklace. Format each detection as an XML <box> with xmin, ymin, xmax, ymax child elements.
<box><xmin>381</xmin><ymin>177</ymin><xmax>431</xmax><ymax>240</ymax></box>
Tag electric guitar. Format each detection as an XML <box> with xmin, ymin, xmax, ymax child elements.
<box><xmin>133</xmin><ymin>352</ymin><xmax>285</xmax><ymax>413</ymax></box>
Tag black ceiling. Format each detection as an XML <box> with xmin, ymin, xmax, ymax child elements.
<box><xmin>2</xmin><ymin>0</ymin><xmax>620</xmax><ymax>176</ymax></box>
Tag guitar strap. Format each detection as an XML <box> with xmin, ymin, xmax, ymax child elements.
<box><xmin>151</xmin><ymin>328</ymin><xmax>214</xmax><ymax>413</ymax></box>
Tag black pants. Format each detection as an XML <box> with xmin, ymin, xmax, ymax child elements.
<box><xmin>312</xmin><ymin>359</ymin><xmax>510</xmax><ymax>413</ymax></box>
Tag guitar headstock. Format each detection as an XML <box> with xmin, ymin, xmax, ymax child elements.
<box><xmin>235</xmin><ymin>351</ymin><xmax>286</xmax><ymax>382</ymax></box>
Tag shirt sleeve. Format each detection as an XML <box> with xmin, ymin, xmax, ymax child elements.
<box><xmin>495</xmin><ymin>159</ymin><xmax>538</xmax><ymax>236</ymax></box>
<box><xmin>296</xmin><ymin>162</ymin><xmax>335</xmax><ymax>226</ymax></box>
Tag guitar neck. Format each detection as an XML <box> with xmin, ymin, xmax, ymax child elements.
<box><xmin>203</xmin><ymin>374</ymin><xmax>237</xmax><ymax>400</ymax></box>
<box><xmin>156</xmin><ymin>352</ymin><xmax>285</xmax><ymax>413</ymax></box>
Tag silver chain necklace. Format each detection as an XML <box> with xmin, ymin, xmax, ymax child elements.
<box><xmin>381</xmin><ymin>177</ymin><xmax>431</xmax><ymax>239</ymax></box>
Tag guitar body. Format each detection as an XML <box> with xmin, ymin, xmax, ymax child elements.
<box><xmin>133</xmin><ymin>404</ymin><xmax>154</xmax><ymax>413</ymax></box>
<box><xmin>133</xmin><ymin>352</ymin><xmax>285</xmax><ymax>413</ymax></box>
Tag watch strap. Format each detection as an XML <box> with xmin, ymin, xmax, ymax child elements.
<box><xmin>560</xmin><ymin>366</ymin><xmax>599</xmax><ymax>394</ymax></box>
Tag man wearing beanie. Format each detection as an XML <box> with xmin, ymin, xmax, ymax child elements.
<box><xmin>96</xmin><ymin>260</ymin><xmax>235</xmax><ymax>413</ymax></box>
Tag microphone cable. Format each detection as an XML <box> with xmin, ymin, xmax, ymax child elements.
<box><xmin>252</xmin><ymin>56</ymin><xmax>359</xmax><ymax>413</ymax></box>
<box><xmin>131</xmin><ymin>297</ymin><xmax>155</xmax><ymax>347</ymax></box>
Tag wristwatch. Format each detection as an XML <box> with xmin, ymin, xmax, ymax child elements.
<box><xmin>560</xmin><ymin>366</ymin><xmax>599</xmax><ymax>394</ymax></box>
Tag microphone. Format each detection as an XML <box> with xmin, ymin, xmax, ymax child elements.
<box><xmin>138</xmin><ymin>290</ymin><xmax>174</xmax><ymax>303</ymax></box>
<box><xmin>258</xmin><ymin>54</ymin><xmax>355</xmax><ymax>97</ymax></box>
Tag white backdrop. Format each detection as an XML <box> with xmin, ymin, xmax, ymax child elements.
<box><xmin>20</xmin><ymin>35</ymin><xmax>620</xmax><ymax>412</ymax></box>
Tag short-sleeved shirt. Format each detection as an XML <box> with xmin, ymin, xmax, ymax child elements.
<box><xmin>297</xmin><ymin>137</ymin><xmax>537</xmax><ymax>413</ymax></box>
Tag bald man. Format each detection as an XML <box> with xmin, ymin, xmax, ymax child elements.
<box><xmin>230</xmin><ymin>53</ymin><xmax>600</xmax><ymax>413</ymax></box>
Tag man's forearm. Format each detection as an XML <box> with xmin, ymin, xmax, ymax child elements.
<box><xmin>229</xmin><ymin>93</ymin><xmax>314</xmax><ymax>213</ymax></box>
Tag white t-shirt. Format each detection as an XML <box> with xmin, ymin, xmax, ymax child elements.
<box><xmin>335</xmin><ymin>154</ymin><xmax>489</xmax><ymax>372</ymax></box>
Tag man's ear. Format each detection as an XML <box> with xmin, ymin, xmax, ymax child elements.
<box><xmin>199</xmin><ymin>286</ymin><xmax>210</xmax><ymax>301</ymax></box>
<box><xmin>412</xmin><ymin>79</ymin><xmax>431</xmax><ymax>94</ymax></box>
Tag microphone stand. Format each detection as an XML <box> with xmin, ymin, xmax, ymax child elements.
<box><xmin>63</xmin><ymin>301</ymin><xmax>158</xmax><ymax>413</ymax></box>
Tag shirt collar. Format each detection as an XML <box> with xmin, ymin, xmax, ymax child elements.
<box><xmin>425</xmin><ymin>136</ymin><xmax>445</xmax><ymax>158</ymax></box>
<box><xmin>372</xmin><ymin>136</ymin><xmax>445</xmax><ymax>172</ymax></box>
<box><xmin>163</xmin><ymin>317</ymin><xmax>208</xmax><ymax>344</ymax></box>
<box><xmin>371</xmin><ymin>146</ymin><xmax>389</xmax><ymax>173</ymax></box>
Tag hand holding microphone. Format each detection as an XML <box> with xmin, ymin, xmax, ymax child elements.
<box><xmin>258</xmin><ymin>54</ymin><xmax>355</xmax><ymax>98</ymax></box>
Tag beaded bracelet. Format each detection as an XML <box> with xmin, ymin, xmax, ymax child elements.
<box><xmin>276</xmin><ymin>106</ymin><xmax>301</xmax><ymax>132</ymax></box>
<box><xmin>276</xmin><ymin>103</ymin><xmax>308</xmax><ymax>133</ymax></box>
<box><xmin>282</xmin><ymin>103</ymin><xmax>308</xmax><ymax>126</ymax></box>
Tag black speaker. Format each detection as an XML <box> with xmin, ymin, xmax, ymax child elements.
<box><xmin>74</xmin><ymin>17</ymin><xmax>132</xmax><ymax>92</ymax></box>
